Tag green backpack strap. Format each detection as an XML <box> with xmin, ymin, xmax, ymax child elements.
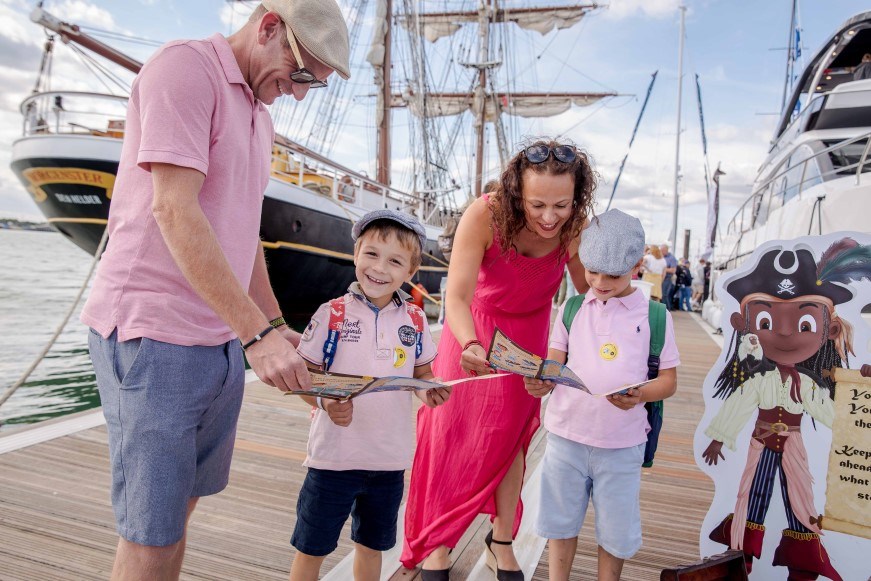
<box><xmin>647</xmin><ymin>300</ymin><xmax>666</xmax><ymax>358</ymax></box>
<box><xmin>643</xmin><ymin>298</ymin><xmax>667</xmax><ymax>468</ymax></box>
<box><xmin>562</xmin><ymin>294</ymin><xmax>585</xmax><ymax>332</ymax></box>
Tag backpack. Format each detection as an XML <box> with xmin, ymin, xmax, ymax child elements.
<box><xmin>321</xmin><ymin>296</ymin><xmax>425</xmax><ymax>371</ymax></box>
<box><xmin>562</xmin><ymin>294</ymin><xmax>666</xmax><ymax>468</ymax></box>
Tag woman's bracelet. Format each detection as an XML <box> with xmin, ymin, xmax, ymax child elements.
<box><xmin>316</xmin><ymin>396</ymin><xmax>325</xmax><ymax>411</ymax></box>
<box><xmin>462</xmin><ymin>339</ymin><xmax>483</xmax><ymax>352</ymax></box>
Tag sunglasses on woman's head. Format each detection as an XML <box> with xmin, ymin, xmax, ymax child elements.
<box><xmin>524</xmin><ymin>144</ymin><xmax>577</xmax><ymax>164</ymax></box>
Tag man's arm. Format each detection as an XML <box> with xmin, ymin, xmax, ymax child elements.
<box><xmin>249</xmin><ymin>243</ymin><xmax>301</xmax><ymax>347</ymax></box>
<box><xmin>150</xmin><ymin>162</ymin><xmax>309</xmax><ymax>391</ymax></box>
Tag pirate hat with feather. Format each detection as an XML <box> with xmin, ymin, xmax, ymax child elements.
<box><xmin>726</xmin><ymin>237</ymin><xmax>871</xmax><ymax>305</ymax></box>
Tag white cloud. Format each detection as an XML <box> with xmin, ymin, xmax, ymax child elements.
<box><xmin>219</xmin><ymin>2</ymin><xmax>254</xmax><ymax>31</ymax></box>
<box><xmin>49</xmin><ymin>0</ymin><xmax>117</xmax><ymax>30</ymax></box>
<box><xmin>603</xmin><ymin>0</ymin><xmax>682</xmax><ymax>21</ymax></box>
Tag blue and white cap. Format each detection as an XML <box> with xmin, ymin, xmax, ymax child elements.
<box><xmin>352</xmin><ymin>209</ymin><xmax>427</xmax><ymax>249</ymax></box>
<box><xmin>579</xmin><ymin>209</ymin><xmax>645</xmax><ymax>276</ymax></box>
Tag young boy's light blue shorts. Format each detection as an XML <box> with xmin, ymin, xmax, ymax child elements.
<box><xmin>536</xmin><ymin>432</ymin><xmax>645</xmax><ymax>559</ymax></box>
<box><xmin>88</xmin><ymin>328</ymin><xmax>245</xmax><ymax>547</ymax></box>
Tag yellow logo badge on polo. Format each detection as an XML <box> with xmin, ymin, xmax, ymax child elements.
<box><xmin>393</xmin><ymin>347</ymin><xmax>407</xmax><ymax>368</ymax></box>
<box><xmin>600</xmin><ymin>343</ymin><xmax>618</xmax><ymax>361</ymax></box>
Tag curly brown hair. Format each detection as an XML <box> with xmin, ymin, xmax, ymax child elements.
<box><xmin>489</xmin><ymin>138</ymin><xmax>597</xmax><ymax>257</ymax></box>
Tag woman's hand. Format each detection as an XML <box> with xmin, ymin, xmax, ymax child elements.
<box><xmin>702</xmin><ymin>439</ymin><xmax>725</xmax><ymax>465</ymax></box>
<box><xmin>861</xmin><ymin>363</ymin><xmax>871</xmax><ymax>377</ymax></box>
<box><xmin>606</xmin><ymin>387</ymin><xmax>642</xmax><ymax>410</ymax></box>
<box><xmin>460</xmin><ymin>344</ymin><xmax>493</xmax><ymax>376</ymax></box>
<box><xmin>523</xmin><ymin>377</ymin><xmax>554</xmax><ymax>398</ymax></box>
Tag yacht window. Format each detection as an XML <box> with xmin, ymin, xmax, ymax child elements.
<box><xmin>824</xmin><ymin>138</ymin><xmax>871</xmax><ymax>176</ymax></box>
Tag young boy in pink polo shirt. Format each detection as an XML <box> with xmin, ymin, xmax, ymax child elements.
<box><xmin>524</xmin><ymin>209</ymin><xmax>680</xmax><ymax>581</ymax></box>
<box><xmin>289</xmin><ymin>210</ymin><xmax>450</xmax><ymax>581</ymax></box>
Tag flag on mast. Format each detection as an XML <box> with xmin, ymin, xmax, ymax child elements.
<box><xmin>705</xmin><ymin>164</ymin><xmax>725</xmax><ymax>258</ymax></box>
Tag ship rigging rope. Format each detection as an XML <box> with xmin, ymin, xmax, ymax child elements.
<box><xmin>0</xmin><ymin>226</ymin><xmax>110</xmax><ymax>415</ymax></box>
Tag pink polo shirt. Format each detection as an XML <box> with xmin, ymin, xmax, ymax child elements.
<box><xmin>81</xmin><ymin>34</ymin><xmax>274</xmax><ymax>346</ymax></box>
<box><xmin>546</xmin><ymin>289</ymin><xmax>680</xmax><ymax>448</ymax></box>
<box><xmin>296</xmin><ymin>285</ymin><xmax>437</xmax><ymax>471</ymax></box>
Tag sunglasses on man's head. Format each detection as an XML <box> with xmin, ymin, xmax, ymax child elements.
<box><xmin>524</xmin><ymin>144</ymin><xmax>577</xmax><ymax>164</ymax></box>
<box><xmin>285</xmin><ymin>26</ymin><xmax>328</xmax><ymax>88</ymax></box>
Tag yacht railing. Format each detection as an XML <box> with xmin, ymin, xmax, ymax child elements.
<box><xmin>723</xmin><ymin>130</ymin><xmax>871</xmax><ymax>242</ymax></box>
<box><xmin>18</xmin><ymin>91</ymin><xmax>454</xmax><ymax>229</ymax></box>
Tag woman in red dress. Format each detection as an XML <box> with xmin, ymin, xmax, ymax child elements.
<box><xmin>402</xmin><ymin>140</ymin><xmax>597</xmax><ymax>579</ymax></box>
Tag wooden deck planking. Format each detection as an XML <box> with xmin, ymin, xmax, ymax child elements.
<box><xmin>0</xmin><ymin>312</ymin><xmax>721</xmax><ymax>580</ymax></box>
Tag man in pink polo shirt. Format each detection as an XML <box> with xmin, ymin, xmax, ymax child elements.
<box><xmin>80</xmin><ymin>2</ymin><xmax>350</xmax><ymax>578</ymax></box>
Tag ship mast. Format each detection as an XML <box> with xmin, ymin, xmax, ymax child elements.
<box><xmin>376</xmin><ymin>0</ymin><xmax>393</xmax><ymax>185</ymax></box>
<box><xmin>473</xmin><ymin>0</ymin><xmax>492</xmax><ymax>198</ymax></box>
<box><xmin>391</xmin><ymin>2</ymin><xmax>615</xmax><ymax>198</ymax></box>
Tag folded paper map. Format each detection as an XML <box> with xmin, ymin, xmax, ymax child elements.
<box><xmin>487</xmin><ymin>327</ymin><xmax>653</xmax><ymax>396</ymax></box>
<box><xmin>286</xmin><ymin>369</ymin><xmax>500</xmax><ymax>401</ymax></box>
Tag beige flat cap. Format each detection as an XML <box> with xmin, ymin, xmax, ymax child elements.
<box><xmin>262</xmin><ymin>0</ymin><xmax>351</xmax><ymax>80</ymax></box>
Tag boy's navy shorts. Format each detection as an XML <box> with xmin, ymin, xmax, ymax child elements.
<box><xmin>291</xmin><ymin>468</ymin><xmax>405</xmax><ymax>556</ymax></box>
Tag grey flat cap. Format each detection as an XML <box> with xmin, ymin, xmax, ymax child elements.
<box><xmin>262</xmin><ymin>0</ymin><xmax>351</xmax><ymax>80</ymax></box>
<box><xmin>352</xmin><ymin>209</ymin><xmax>427</xmax><ymax>249</ymax></box>
<box><xmin>579</xmin><ymin>209</ymin><xmax>645</xmax><ymax>276</ymax></box>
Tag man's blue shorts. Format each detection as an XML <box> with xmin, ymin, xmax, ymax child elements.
<box><xmin>291</xmin><ymin>468</ymin><xmax>405</xmax><ymax>556</ymax></box>
<box><xmin>88</xmin><ymin>328</ymin><xmax>245</xmax><ymax>547</ymax></box>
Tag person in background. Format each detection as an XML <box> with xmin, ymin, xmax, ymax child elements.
<box><xmin>402</xmin><ymin>140</ymin><xmax>596</xmax><ymax>580</ymax></box>
<box><xmin>853</xmin><ymin>52</ymin><xmax>871</xmax><ymax>81</ymax></box>
<box><xmin>641</xmin><ymin>244</ymin><xmax>665</xmax><ymax>301</ymax></box>
<box><xmin>675</xmin><ymin>258</ymin><xmax>693</xmax><ymax>312</ymax></box>
<box><xmin>659</xmin><ymin>244</ymin><xmax>678</xmax><ymax>311</ymax></box>
<box><xmin>289</xmin><ymin>210</ymin><xmax>449</xmax><ymax>581</ymax></box>
<box><xmin>691</xmin><ymin>257</ymin><xmax>706</xmax><ymax>310</ymax></box>
<box><xmin>524</xmin><ymin>209</ymin><xmax>679</xmax><ymax>581</ymax></box>
<box><xmin>703</xmin><ymin>260</ymin><xmax>712</xmax><ymax>302</ymax></box>
<box><xmin>80</xmin><ymin>2</ymin><xmax>350</xmax><ymax>579</ymax></box>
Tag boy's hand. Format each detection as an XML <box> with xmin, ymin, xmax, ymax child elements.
<box><xmin>323</xmin><ymin>399</ymin><xmax>353</xmax><ymax>427</ymax></box>
<box><xmin>606</xmin><ymin>387</ymin><xmax>642</xmax><ymax>410</ymax></box>
<box><xmin>419</xmin><ymin>386</ymin><xmax>451</xmax><ymax>408</ymax></box>
<box><xmin>524</xmin><ymin>377</ymin><xmax>553</xmax><ymax>398</ymax></box>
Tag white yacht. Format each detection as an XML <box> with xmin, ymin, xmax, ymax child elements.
<box><xmin>704</xmin><ymin>10</ymin><xmax>871</xmax><ymax>328</ymax></box>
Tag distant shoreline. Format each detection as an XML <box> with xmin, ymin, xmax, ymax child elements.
<box><xmin>0</xmin><ymin>221</ymin><xmax>54</xmax><ymax>232</ymax></box>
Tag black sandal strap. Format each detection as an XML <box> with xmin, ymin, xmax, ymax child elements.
<box><xmin>490</xmin><ymin>537</ymin><xmax>513</xmax><ymax>546</ymax></box>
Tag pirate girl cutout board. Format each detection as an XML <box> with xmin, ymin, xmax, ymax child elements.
<box><xmin>694</xmin><ymin>233</ymin><xmax>871</xmax><ymax>581</ymax></box>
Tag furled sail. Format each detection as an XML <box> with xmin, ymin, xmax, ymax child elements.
<box><xmin>401</xmin><ymin>7</ymin><xmax>589</xmax><ymax>42</ymax></box>
<box><xmin>393</xmin><ymin>90</ymin><xmax>606</xmax><ymax>120</ymax></box>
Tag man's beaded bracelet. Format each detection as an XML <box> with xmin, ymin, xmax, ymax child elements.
<box><xmin>241</xmin><ymin>325</ymin><xmax>275</xmax><ymax>351</ymax></box>
<box><xmin>462</xmin><ymin>339</ymin><xmax>483</xmax><ymax>352</ymax></box>
<box><xmin>269</xmin><ymin>315</ymin><xmax>287</xmax><ymax>329</ymax></box>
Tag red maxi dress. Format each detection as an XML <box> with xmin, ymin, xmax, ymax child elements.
<box><xmin>401</xmin><ymin>219</ymin><xmax>569</xmax><ymax>568</ymax></box>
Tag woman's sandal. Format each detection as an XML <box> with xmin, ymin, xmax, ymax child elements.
<box><xmin>484</xmin><ymin>529</ymin><xmax>524</xmax><ymax>581</ymax></box>
<box><xmin>420</xmin><ymin>569</ymin><xmax>450</xmax><ymax>581</ymax></box>
<box><xmin>420</xmin><ymin>548</ymin><xmax>453</xmax><ymax>580</ymax></box>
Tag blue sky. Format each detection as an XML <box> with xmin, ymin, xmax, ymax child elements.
<box><xmin>0</xmin><ymin>0</ymin><xmax>868</xmax><ymax>253</ymax></box>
